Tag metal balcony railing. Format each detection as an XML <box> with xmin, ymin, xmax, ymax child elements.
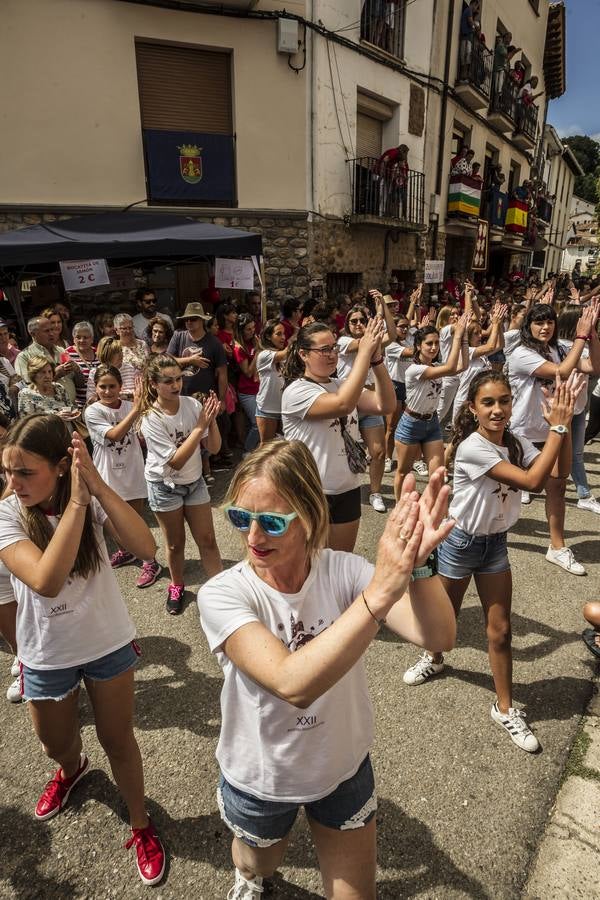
<box><xmin>360</xmin><ymin>0</ymin><xmax>405</xmax><ymax>59</ymax></box>
<box><xmin>457</xmin><ymin>34</ymin><xmax>493</xmax><ymax>98</ymax></box>
<box><xmin>536</xmin><ymin>194</ymin><xmax>553</xmax><ymax>224</ymax></box>
<box><xmin>490</xmin><ymin>73</ymin><xmax>516</xmax><ymax>122</ymax></box>
<box><xmin>348</xmin><ymin>157</ymin><xmax>425</xmax><ymax>226</ymax></box>
<box><xmin>515</xmin><ymin>101</ymin><xmax>539</xmax><ymax>142</ymax></box>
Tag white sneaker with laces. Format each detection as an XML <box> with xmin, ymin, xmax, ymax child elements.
<box><xmin>403</xmin><ymin>652</ymin><xmax>444</xmax><ymax>686</ymax></box>
<box><xmin>545</xmin><ymin>545</ymin><xmax>586</xmax><ymax>576</ymax></box>
<box><xmin>384</xmin><ymin>457</ymin><xmax>393</xmax><ymax>473</ymax></box>
<box><xmin>369</xmin><ymin>492</ymin><xmax>386</xmax><ymax>513</ymax></box>
<box><xmin>413</xmin><ymin>460</ymin><xmax>428</xmax><ymax>477</ymax></box>
<box><xmin>577</xmin><ymin>496</ymin><xmax>600</xmax><ymax>515</ymax></box>
<box><xmin>491</xmin><ymin>701</ymin><xmax>539</xmax><ymax>752</ymax></box>
<box><xmin>6</xmin><ymin>677</ymin><xmax>22</xmax><ymax>703</ymax></box>
<box><xmin>521</xmin><ymin>491</ymin><xmax>531</xmax><ymax>505</ymax></box>
<box><xmin>227</xmin><ymin>868</ymin><xmax>264</xmax><ymax>899</ymax></box>
<box><xmin>10</xmin><ymin>656</ymin><xmax>19</xmax><ymax>677</ymax></box>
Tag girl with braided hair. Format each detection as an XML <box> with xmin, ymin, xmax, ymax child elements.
<box><xmin>402</xmin><ymin>369</ymin><xmax>580</xmax><ymax>753</ymax></box>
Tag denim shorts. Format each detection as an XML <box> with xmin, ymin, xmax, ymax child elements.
<box><xmin>255</xmin><ymin>406</ymin><xmax>279</xmax><ymax>421</ymax></box>
<box><xmin>147</xmin><ymin>475</ymin><xmax>210</xmax><ymax>512</ymax></box>
<box><xmin>358</xmin><ymin>413</ymin><xmax>385</xmax><ymax>430</ymax></box>
<box><xmin>20</xmin><ymin>640</ymin><xmax>140</xmax><ymax>702</ymax></box>
<box><xmin>392</xmin><ymin>380</ymin><xmax>406</xmax><ymax>404</ymax></box>
<box><xmin>217</xmin><ymin>755</ymin><xmax>376</xmax><ymax>848</ymax></box>
<box><xmin>438</xmin><ymin>526</ymin><xmax>510</xmax><ymax>579</ymax></box>
<box><xmin>395</xmin><ymin>411</ymin><xmax>442</xmax><ymax>445</ymax></box>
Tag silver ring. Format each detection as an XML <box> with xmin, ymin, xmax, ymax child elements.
<box><xmin>399</xmin><ymin>531</ymin><xmax>412</xmax><ymax>542</ymax></box>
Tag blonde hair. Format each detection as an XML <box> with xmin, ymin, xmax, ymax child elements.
<box><xmin>224</xmin><ymin>440</ymin><xmax>328</xmax><ymax>560</ymax></box>
<box><xmin>27</xmin><ymin>355</ymin><xmax>54</xmax><ymax>383</ymax></box>
<box><xmin>435</xmin><ymin>305</ymin><xmax>458</xmax><ymax>330</ymax></box>
<box><xmin>138</xmin><ymin>353</ymin><xmax>181</xmax><ymax>418</ymax></box>
<box><xmin>96</xmin><ymin>336</ymin><xmax>122</xmax><ymax>365</ymax></box>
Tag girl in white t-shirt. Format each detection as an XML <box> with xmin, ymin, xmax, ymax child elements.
<box><xmin>435</xmin><ymin>304</ymin><xmax>461</xmax><ymax>424</ymax></box>
<box><xmin>403</xmin><ymin>370</ymin><xmax>578</xmax><ymax>753</ymax></box>
<box><xmin>336</xmin><ymin>294</ymin><xmax>398</xmax><ymax>514</ymax></box>
<box><xmin>383</xmin><ymin>315</ymin><xmax>414</xmax><ymax>472</ymax></box>
<box><xmin>0</xmin><ymin>415</ymin><xmax>165</xmax><ymax>885</ymax></box>
<box><xmin>507</xmin><ymin>302</ymin><xmax>598</xmax><ymax>575</ymax></box>
<box><xmin>139</xmin><ymin>354</ymin><xmax>222</xmax><ymax>615</ymax></box>
<box><xmin>450</xmin><ymin>304</ymin><xmax>506</xmax><ymax>424</ymax></box>
<box><xmin>393</xmin><ymin>313</ymin><xmax>469</xmax><ymax>499</ymax></box>
<box><xmin>255</xmin><ymin>319</ymin><xmax>289</xmax><ymax>445</ymax></box>
<box><xmin>281</xmin><ymin>319</ymin><xmax>395</xmax><ymax>553</ymax></box>
<box><xmin>197</xmin><ymin>439</ymin><xmax>456</xmax><ymax>900</ymax></box>
<box><xmin>85</xmin><ymin>364</ymin><xmax>161</xmax><ymax>588</ymax></box>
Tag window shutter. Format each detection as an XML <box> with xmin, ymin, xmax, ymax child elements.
<box><xmin>136</xmin><ymin>42</ymin><xmax>232</xmax><ymax>133</ymax></box>
<box><xmin>356</xmin><ymin>113</ymin><xmax>382</xmax><ymax>159</ymax></box>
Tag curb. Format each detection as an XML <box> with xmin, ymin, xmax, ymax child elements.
<box><xmin>523</xmin><ymin>667</ymin><xmax>600</xmax><ymax>900</ymax></box>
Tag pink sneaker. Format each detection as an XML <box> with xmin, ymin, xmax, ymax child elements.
<box><xmin>166</xmin><ymin>583</ymin><xmax>185</xmax><ymax>615</ymax></box>
<box><xmin>125</xmin><ymin>819</ymin><xmax>166</xmax><ymax>886</ymax></box>
<box><xmin>110</xmin><ymin>549</ymin><xmax>136</xmax><ymax>569</ymax></box>
<box><xmin>35</xmin><ymin>754</ymin><xmax>90</xmax><ymax>820</ymax></box>
<box><xmin>136</xmin><ymin>560</ymin><xmax>162</xmax><ymax>589</ymax></box>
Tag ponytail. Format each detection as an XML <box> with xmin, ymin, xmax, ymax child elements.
<box><xmin>282</xmin><ymin>323</ymin><xmax>333</xmax><ymax>387</ymax></box>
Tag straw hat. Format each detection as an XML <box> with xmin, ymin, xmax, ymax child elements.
<box><xmin>177</xmin><ymin>302</ymin><xmax>212</xmax><ymax>321</ymax></box>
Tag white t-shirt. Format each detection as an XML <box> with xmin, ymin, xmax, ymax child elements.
<box><xmin>385</xmin><ymin>339</ymin><xmax>413</xmax><ymax>383</ymax></box>
<box><xmin>84</xmin><ymin>401</ymin><xmax>147</xmax><ymax>501</ymax></box>
<box><xmin>507</xmin><ymin>344</ymin><xmax>561</xmax><ymax>442</ymax></box>
<box><xmin>404</xmin><ymin>364</ymin><xmax>443</xmax><ymax>414</ymax></box>
<box><xmin>281</xmin><ymin>378</ymin><xmax>361</xmax><ymax>495</ymax></box>
<box><xmin>336</xmin><ymin>336</ymin><xmax>374</xmax><ymax>386</ymax></box>
<box><xmin>452</xmin><ymin>349</ymin><xmax>491</xmax><ymax>421</ymax></box>
<box><xmin>450</xmin><ymin>432</ymin><xmax>539</xmax><ymax>534</ymax></box>
<box><xmin>198</xmin><ymin>549</ymin><xmax>374</xmax><ymax>803</ymax></box>
<box><xmin>256</xmin><ymin>350</ymin><xmax>284</xmax><ymax>416</ymax></box>
<box><xmin>132</xmin><ymin>311</ymin><xmax>174</xmax><ymax>340</ymax></box>
<box><xmin>559</xmin><ymin>340</ymin><xmax>589</xmax><ymax>416</ymax></box>
<box><xmin>0</xmin><ymin>496</ymin><xmax>135</xmax><ymax>669</ymax></box>
<box><xmin>503</xmin><ymin>328</ymin><xmax>521</xmax><ymax>358</ymax></box>
<box><xmin>141</xmin><ymin>395</ymin><xmax>208</xmax><ymax>485</ymax></box>
<box><xmin>439</xmin><ymin>324</ymin><xmax>454</xmax><ymax>363</ymax></box>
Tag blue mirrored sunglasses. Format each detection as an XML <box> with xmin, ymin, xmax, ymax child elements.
<box><xmin>224</xmin><ymin>505</ymin><xmax>298</xmax><ymax>536</ymax></box>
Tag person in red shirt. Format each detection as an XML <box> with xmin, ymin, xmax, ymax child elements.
<box><xmin>377</xmin><ymin>144</ymin><xmax>409</xmax><ymax>217</ymax></box>
<box><xmin>215</xmin><ymin>303</ymin><xmax>238</xmax><ymax>363</ymax></box>
<box><xmin>232</xmin><ymin>314</ymin><xmax>260</xmax><ymax>451</ymax></box>
<box><xmin>280</xmin><ymin>298</ymin><xmax>302</xmax><ymax>344</ymax></box>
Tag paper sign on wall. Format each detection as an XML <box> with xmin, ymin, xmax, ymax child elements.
<box><xmin>215</xmin><ymin>258</ymin><xmax>255</xmax><ymax>291</ymax></box>
<box><xmin>60</xmin><ymin>259</ymin><xmax>110</xmax><ymax>291</ymax></box>
<box><xmin>423</xmin><ymin>259</ymin><xmax>445</xmax><ymax>284</ymax></box>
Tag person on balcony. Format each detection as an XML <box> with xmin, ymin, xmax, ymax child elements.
<box><xmin>492</xmin><ymin>33</ymin><xmax>519</xmax><ymax>100</ymax></box>
<box><xmin>459</xmin><ymin>1</ymin><xmax>480</xmax><ymax>76</ymax></box>
<box><xmin>450</xmin><ymin>147</ymin><xmax>474</xmax><ymax>177</ymax></box>
<box><xmin>515</xmin><ymin>76</ymin><xmax>543</xmax><ymax>132</ymax></box>
<box><xmin>471</xmin><ymin>162</ymin><xmax>483</xmax><ymax>184</ymax></box>
<box><xmin>377</xmin><ymin>143</ymin><xmax>409</xmax><ymax>218</ymax></box>
<box><xmin>510</xmin><ymin>60</ymin><xmax>526</xmax><ymax>87</ymax></box>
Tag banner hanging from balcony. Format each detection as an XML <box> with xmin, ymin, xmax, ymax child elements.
<box><xmin>143</xmin><ymin>130</ymin><xmax>235</xmax><ymax>204</ymax></box>
<box><xmin>447</xmin><ymin>174</ymin><xmax>482</xmax><ymax>218</ymax></box>
<box><xmin>472</xmin><ymin>219</ymin><xmax>489</xmax><ymax>271</ymax></box>
<box><xmin>505</xmin><ymin>199</ymin><xmax>528</xmax><ymax>235</ymax></box>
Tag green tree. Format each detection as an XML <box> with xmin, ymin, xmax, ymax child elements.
<box><xmin>563</xmin><ymin>135</ymin><xmax>600</xmax><ymax>204</ymax></box>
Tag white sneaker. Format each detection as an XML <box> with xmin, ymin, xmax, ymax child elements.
<box><xmin>412</xmin><ymin>460</ymin><xmax>428</xmax><ymax>477</ymax></box>
<box><xmin>227</xmin><ymin>868</ymin><xmax>264</xmax><ymax>899</ymax></box>
<box><xmin>491</xmin><ymin>701</ymin><xmax>539</xmax><ymax>753</ymax></box>
<box><xmin>403</xmin><ymin>651</ymin><xmax>444</xmax><ymax>685</ymax></box>
<box><xmin>577</xmin><ymin>496</ymin><xmax>600</xmax><ymax>515</ymax></box>
<box><xmin>384</xmin><ymin>457</ymin><xmax>393</xmax><ymax>473</ymax></box>
<box><xmin>545</xmin><ymin>545</ymin><xmax>586</xmax><ymax>576</ymax></box>
<box><xmin>10</xmin><ymin>656</ymin><xmax>19</xmax><ymax>677</ymax></box>
<box><xmin>521</xmin><ymin>491</ymin><xmax>531</xmax><ymax>505</ymax></box>
<box><xmin>369</xmin><ymin>492</ymin><xmax>386</xmax><ymax>513</ymax></box>
<box><xmin>6</xmin><ymin>677</ymin><xmax>22</xmax><ymax>703</ymax></box>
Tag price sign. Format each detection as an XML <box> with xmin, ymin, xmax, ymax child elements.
<box><xmin>214</xmin><ymin>258</ymin><xmax>255</xmax><ymax>291</ymax></box>
<box><xmin>59</xmin><ymin>259</ymin><xmax>110</xmax><ymax>291</ymax></box>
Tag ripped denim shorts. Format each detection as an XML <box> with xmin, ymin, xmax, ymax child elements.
<box><xmin>217</xmin><ymin>754</ymin><xmax>376</xmax><ymax>848</ymax></box>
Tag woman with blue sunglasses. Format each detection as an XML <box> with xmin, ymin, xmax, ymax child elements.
<box><xmin>198</xmin><ymin>439</ymin><xmax>456</xmax><ymax>900</ymax></box>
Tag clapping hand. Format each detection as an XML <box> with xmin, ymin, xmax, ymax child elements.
<box><xmin>542</xmin><ymin>374</ymin><xmax>577</xmax><ymax>428</ymax></box>
<box><xmin>69</xmin><ymin>432</ymin><xmax>104</xmax><ymax>501</ymax></box>
<box><xmin>403</xmin><ymin>468</ymin><xmax>455</xmax><ymax>566</ymax></box>
<box><xmin>198</xmin><ymin>391</ymin><xmax>220</xmax><ymax>431</ymax></box>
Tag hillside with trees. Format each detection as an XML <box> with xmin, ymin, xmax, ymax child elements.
<box><xmin>563</xmin><ymin>135</ymin><xmax>600</xmax><ymax>204</ymax></box>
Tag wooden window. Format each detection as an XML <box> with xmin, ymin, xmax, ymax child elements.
<box><xmin>356</xmin><ymin>113</ymin><xmax>383</xmax><ymax>159</ymax></box>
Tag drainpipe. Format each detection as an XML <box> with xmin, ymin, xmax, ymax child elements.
<box><xmin>433</xmin><ymin>0</ymin><xmax>456</xmax><ymax>258</ymax></box>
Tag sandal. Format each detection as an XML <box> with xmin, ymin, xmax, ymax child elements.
<box><xmin>582</xmin><ymin>628</ymin><xmax>600</xmax><ymax>659</ymax></box>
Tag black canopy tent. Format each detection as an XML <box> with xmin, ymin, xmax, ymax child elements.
<box><xmin>0</xmin><ymin>211</ymin><xmax>263</xmax><ymax>271</ymax></box>
<box><xmin>0</xmin><ymin>211</ymin><xmax>264</xmax><ymax>335</ymax></box>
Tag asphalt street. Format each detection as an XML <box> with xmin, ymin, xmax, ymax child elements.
<box><xmin>1</xmin><ymin>452</ymin><xmax>599</xmax><ymax>899</ymax></box>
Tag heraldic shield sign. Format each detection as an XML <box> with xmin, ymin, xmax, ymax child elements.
<box><xmin>179</xmin><ymin>144</ymin><xmax>203</xmax><ymax>184</ymax></box>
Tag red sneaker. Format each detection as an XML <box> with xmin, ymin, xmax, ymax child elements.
<box><xmin>125</xmin><ymin>819</ymin><xmax>166</xmax><ymax>885</ymax></box>
<box><xmin>110</xmin><ymin>549</ymin><xmax>136</xmax><ymax>569</ymax></box>
<box><xmin>35</xmin><ymin>754</ymin><xmax>90</xmax><ymax>820</ymax></box>
<box><xmin>136</xmin><ymin>559</ymin><xmax>162</xmax><ymax>589</ymax></box>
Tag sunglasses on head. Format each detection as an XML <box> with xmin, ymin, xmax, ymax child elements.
<box><xmin>224</xmin><ymin>505</ymin><xmax>298</xmax><ymax>536</ymax></box>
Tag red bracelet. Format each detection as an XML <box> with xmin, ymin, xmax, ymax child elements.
<box><xmin>371</xmin><ymin>357</ymin><xmax>385</xmax><ymax>366</ymax></box>
<box><xmin>575</xmin><ymin>335</ymin><xmax>591</xmax><ymax>341</ymax></box>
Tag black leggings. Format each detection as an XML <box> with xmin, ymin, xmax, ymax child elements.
<box><xmin>584</xmin><ymin>394</ymin><xmax>600</xmax><ymax>444</ymax></box>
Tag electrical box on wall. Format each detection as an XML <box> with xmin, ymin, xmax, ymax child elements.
<box><xmin>277</xmin><ymin>18</ymin><xmax>299</xmax><ymax>53</ymax></box>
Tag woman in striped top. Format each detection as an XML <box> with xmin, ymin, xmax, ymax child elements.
<box><xmin>61</xmin><ymin>321</ymin><xmax>98</xmax><ymax>409</ymax></box>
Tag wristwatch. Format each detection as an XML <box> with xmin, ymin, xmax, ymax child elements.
<box><xmin>549</xmin><ymin>425</ymin><xmax>568</xmax><ymax>435</ymax></box>
<box><xmin>411</xmin><ymin>550</ymin><xmax>438</xmax><ymax>581</ymax></box>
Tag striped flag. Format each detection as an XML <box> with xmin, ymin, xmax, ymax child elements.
<box><xmin>447</xmin><ymin>175</ymin><xmax>482</xmax><ymax>217</ymax></box>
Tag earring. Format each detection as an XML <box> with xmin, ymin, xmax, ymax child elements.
<box><xmin>473</xmin><ymin>413</ymin><xmax>478</xmax><ymax>422</ymax></box>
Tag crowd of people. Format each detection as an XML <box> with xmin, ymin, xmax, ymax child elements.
<box><xmin>1</xmin><ymin>272</ymin><xmax>599</xmax><ymax>897</ymax></box>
